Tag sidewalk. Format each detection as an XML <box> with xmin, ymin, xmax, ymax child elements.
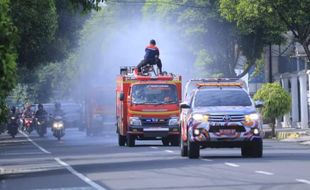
<box><xmin>263</xmin><ymin>124</ymin><xmax>310</xmax><ymax>145</ymax></box>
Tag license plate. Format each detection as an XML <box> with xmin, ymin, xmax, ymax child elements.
<box><xmin>219</xmin><ymin>129</ymin><xmax>236</xmax><ymax>135</ymax></box>
<box><xmin>143</xmin><ymin>128</ymin><xmax>169</xmax><ymax>132</ymax></box>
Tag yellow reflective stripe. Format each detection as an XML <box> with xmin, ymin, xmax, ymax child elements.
<box><xmin>128</xmin><ymin>109</ymin><xmax>179</xmax><ymax>115</ymax></box>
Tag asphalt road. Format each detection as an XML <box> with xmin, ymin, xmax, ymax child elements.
<box><xmin>1</xmin><ymin>118</ymin><xmax>310</xmax><ymax>190</ymax></box>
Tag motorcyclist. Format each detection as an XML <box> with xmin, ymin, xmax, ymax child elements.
<box><xmin>22</xmin><ymin>104</ymin><xmax>33</xmax><ymax>118</ymax></box>
<box><xmin>52</xmin><ymin>102</ymin><xmax>65</xmax><ymax>118</ymax></box>
<box><xmin>35</xmin><ymin>104</ymin><xmax>48</xmax><ymax>119</ymax></box>
<box><xmin>9</xmin><ymin>106</ymin><xmax>19</xmax><ymax>121</ymax></box>
<box><xmin>137</xmin><ymin>39</ymin><xmax>163</xmax><ymax>74</ymax></box>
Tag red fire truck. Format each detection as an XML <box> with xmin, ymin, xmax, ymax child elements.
<box><xmin>116</xmin><ymin>66</ymin><xmax>182</xmax><ymax>147</ymax></box>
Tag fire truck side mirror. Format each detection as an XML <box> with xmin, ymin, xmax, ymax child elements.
<box><xmin>119</xmin><ymin>92</ymin><xmax>124</xmax><ymax>101</ymax></box>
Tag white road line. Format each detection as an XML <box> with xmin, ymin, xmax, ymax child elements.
<box><xmin>54</xmin><ymin>158</ymin><xmax>107</xmax><ymax>190</ymax></box>
<box><xmin>201</xmin><ymin>159</ymin><xmax>213</xmax><ymax>162</ymax></box>
<box><xmin>255</xmin><ymin>171</ymin><xmax>274</xmax><ymax>176</ymax></box>
<box><xmin>164</xmin><ymin>150</ymin><xmax>174</xmax><ymax>153</ymax></box>
<box><xmin>20</xmin><ymin>130</ymin><xmax>51</xmax><ymax>154</ymax></box>
<box><xmin>150</xmin><ymin>146</ymin><xmax>159</xmax><ymax>149</ymax></box>
<box><xmin>224</xmin><ymin>162</ymin><xmax>240</xmax><ymax>167</ymax></box>
<box><xmin>296</xmin><ymin>179</ymin><xmax>310</xmax><ymax>185</ymax></box>
<box><xmin>0</xmin><ymin>167</ymin><xmax>4</xmax><ymax>175</ymax></box>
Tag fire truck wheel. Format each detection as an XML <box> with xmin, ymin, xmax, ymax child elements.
<box><xmin>118</xmin><ymin>134</ymin><xmax>126</xmax><ymax>146</ymax></box>
<box><xmin>127</xmin><ymin>134</ymin><xmax>135</xmax><ymax>147</ymax></box>
<box><xmin>162</xmin><ymin>138</ymin><xmax>170</xmax><ymax>146</ymax></box>
<box><xmin>170</xmin><ymin>136</ymin><xmax>180</xmax><ymax>146</ymax></box>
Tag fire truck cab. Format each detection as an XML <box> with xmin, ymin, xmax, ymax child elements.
<box><xmin>116</xmin><ymin>66</ymin><xmax>182</xmax><ymax>147</ymax></box>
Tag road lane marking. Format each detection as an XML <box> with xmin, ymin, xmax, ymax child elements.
<box><xmin>54</xmin><ymin>158</ymin><xmax>107</xmax><ymax>190</ymax></box>
<box><xmin>296</xmin><ymin>179</ymin><xmax>310</xmax><ymax>185</ymax></box>
<box><xmin>0</xmin><ymin>167</ymin><xmax>4</xmax><ymax>175</ymax></box>
<box><xmin>201</xmin><ymin>159</ymin><xmax>213</xmax><ymax>162</ymax></box>
<box><xmin>224</xmin><ymin>162</ymin><xmax>240</xmax><ymax>167</ymax></box>
<box><xmin>164</xmin><ymin>150</ymin><xmax>174</xmax><ymax>153</ymax></box>
<box><xmin>150</xmin><ymin>146</ymin><xmax>159</xmax><ymax>149</ymax></box>
<box><xmin>255</xmin><ymin>171</ymin><xmax>274</xmax><ymax>176</ymax></box>
<box><xmin>20</xmin><ymin>130</ymin><xmax>51</xmax><ymax>154</ymax></box>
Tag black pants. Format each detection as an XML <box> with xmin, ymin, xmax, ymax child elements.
<box><xmin>137</xmin><ymin>58</ymin><xmax>162</xmax><ymax>73</ymax></box>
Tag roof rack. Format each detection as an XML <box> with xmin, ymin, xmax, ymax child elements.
<box><xmin>196</xmin><ymin>82</ymin><xmax>242</xmax><ymax>88</ymax></box>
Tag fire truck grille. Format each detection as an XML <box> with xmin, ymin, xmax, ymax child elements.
<box><xmin>141</xmin><ymin>118</ymin><xmax>169</xmax><ymax>126</ymax></box>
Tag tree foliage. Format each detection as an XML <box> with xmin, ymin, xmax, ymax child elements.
<box><xmin>10</xmin><ymin>0</ymin><xmax>58</xmax><ymax>69</ymax></box>
<box><xmin>254</xmin><ymin>83</ymin><xmax>291</xmax><ymax>124</ymax></box>
<box><xmin>143</xmin><ymin>0</ymin><xmax>280</xmax><ymax>78</ymax></box>
<box><xmin>0</xmin><ymin>0</ymin><xmax>18</xmax><ymax>122</ymax></box>
<box><xmin>220</xmin><ymin>0</ymin><xmax>310</xmax><ymax>61</ymax></box>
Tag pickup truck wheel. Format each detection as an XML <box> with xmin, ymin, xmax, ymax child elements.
<box><xmin>180</xmin><ymin>138</ymin><xmax>188</xmax><ymax>157</ymax></box>
<box><xmin>170</xmin><ymin>136</ymin><xmax>180</xmax><ymax>146</ymax></box>
<box><xmin>241</xmin><ymin>140</ymin><xmax>263</xmax><ymax>158</ymax></box>
<box><xmin>118</xmin><ymin>134</ymin><xmax>126</xmax><ymax>146</ymax></box>
<box><xmin>162</xmin><ymin>138</ymin><xmax>170</xmax><ymax>146</ymax></box>
<box><xmin>187</xmin><ymin>134</ymin><xmax>200</xmax><ymax>159</ymax></box>
<box><xmin>127</xmin><ymin>134</ymin><xmax>135</xmax><ymax>147</ymax></box>
<box><xmin>241</xmin><ymin>145</ymin><xmax>250</xmax><ymax>157</ymax></box>
<box><xmin>250</xmin><ymin>140</ymin><xmax>263</xmax><ymax>158</ymax></box>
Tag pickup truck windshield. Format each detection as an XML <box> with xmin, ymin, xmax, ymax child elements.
<box><xmin>132</xmin><ymin>84</ymin><xmax>178</xmax><ymax>104</ymax></box>
<box><xmin>194</xmin><ymin>89</ymin><xmax>252</xmax><ymax>107</ymax></box>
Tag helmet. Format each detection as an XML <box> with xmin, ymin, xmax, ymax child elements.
<box><xmin>150</xmin><ymin>39</ymin><xmax>156</xmax><ymax>45</ymax></box>
<box><xmin>38</xmin><ymin>104</ymin><xmax>43</xmax><ymax>110</ymax></box>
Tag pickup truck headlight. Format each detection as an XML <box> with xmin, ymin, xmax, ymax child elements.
<box><xmin>129</xmin><ymin>117</ymin><xmax>142</xmax><ymax>126</ymax></box>
<box><xmin>169</xmin><ymin>117</ymin><xmax>179</xmax><ymax>126</ymax></box>
<box><xmin>192</xmin><ymin>114</ymin><xmax>209</xmax><ymax>122</ymax></box>
<box><xmin>245</xmin><ymin>113</ymin><xmax>259</xmax><ymax>122</ymax></box>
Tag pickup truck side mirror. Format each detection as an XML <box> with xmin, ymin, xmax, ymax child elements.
<box><xmin>180</xmin><ymin>102</ymin><xmax>191</xmax><ymax>109</ymax></box>
<box><xmin>255</xmin><ymin>100</ymin><xmax>264</xmax><ymax>108</ymax></box>
<box><xmin>119</xmin><ymin>92</ymin><xmax>124</xmax><ymax>101</ymax></box>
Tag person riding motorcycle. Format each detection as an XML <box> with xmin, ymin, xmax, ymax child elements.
<box><xmin>35</xmin><ymin>104</ymin><xmax>48</xmax><ymax>120</ymax></box>
<box><xmin>22</xmin><ymin>104</ymin><xmax>33</xmax><ymax>118</ymax></box>
<box><xmin>9</xmin><ymin>106</ymin><xmax>19</xmax><ymax>121</ymax></box>
<box><xmin>52</xmin><ymin>102</ymin><xmax>65</xmax><ymax>118</ymax></box>
<box><xmin>137</xmin><ymin>39</ymin><xmax>163</xmax><ymax>74</ymax></box>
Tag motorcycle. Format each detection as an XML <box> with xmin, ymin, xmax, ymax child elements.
<box><xmin>52</xmin><ymin>116</ymin><xmax>65</xmax><ymax>141</ymax></box>
<box><xmin>23</xmin><ymin>117</ymin><xmax>34</xmax><ymax>134</ymax></box>
<box><xmin>8</xmin><ymin>115</ymin><xmax>19</xmax><ymax>138</ymax></box>
<box><xmin>35</xmin><ymin>117</ymin><xmax>47</xmax><ymax>137</ymax></box>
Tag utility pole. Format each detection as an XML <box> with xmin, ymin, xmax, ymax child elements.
<box><xmin>269</xmin><ymin>43</ymin><xmax>273</xmax><ymax>83</ymax></box>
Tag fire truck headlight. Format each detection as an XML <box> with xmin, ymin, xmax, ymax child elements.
<box><xmin>169</xmin><ymin>117</ymin><xmax>179</xmax><ymax>126</ymax></box>
<box><xmin>129</xmin><ymin>117</ymin><xmax>142</xmax><ymax>126</ymax></box>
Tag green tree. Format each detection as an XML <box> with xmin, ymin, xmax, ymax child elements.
<box><xmin>10</xmin><ymin>0</ymin><xmax>58</xmax><ymax>69</ymax></box>
<box><xmin>143</xmin><ymin>0</ymin><xmax>278</xmax><ymax>78</ymax></box>
<box><xmin>0</xmin><ymin>0</ymin><xmax>18</xmax><ymax>122</ymax></box>
<box><xmin>254</xmin><ymin>83</ymin><xmax>291</xmax><ymax>137</ymax></box>
<box><xmin>220</xmin><ymin>0</ymin><xmax>310</xmax><ymax>61</ymax></box>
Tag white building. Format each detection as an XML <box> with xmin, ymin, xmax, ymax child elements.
<box><xmin>270</xmin><ymin>42</ymin><xmax>309</xmax><ymax>129</ymax></box>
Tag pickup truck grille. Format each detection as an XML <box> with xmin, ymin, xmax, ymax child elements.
<box><xmin>209</xmin><ymin>114</ymin><xmax>245</xmax><ymax>122</ymax></box>
<box><xmin>141</xmin><ymin>118</ymin><xmax>169</xmax><ymax>126</ymax></box>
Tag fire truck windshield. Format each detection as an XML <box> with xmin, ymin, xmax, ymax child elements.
<box><xmin>131</xmin><ymin>84</ymin><xmax>178</xmax><ymax>105</ymax></box>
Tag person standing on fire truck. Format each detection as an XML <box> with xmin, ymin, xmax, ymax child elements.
<box><xmin>137</xmin><ymin>39</ymin><xmax>163</xmax><ymax>74</ymax></box>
